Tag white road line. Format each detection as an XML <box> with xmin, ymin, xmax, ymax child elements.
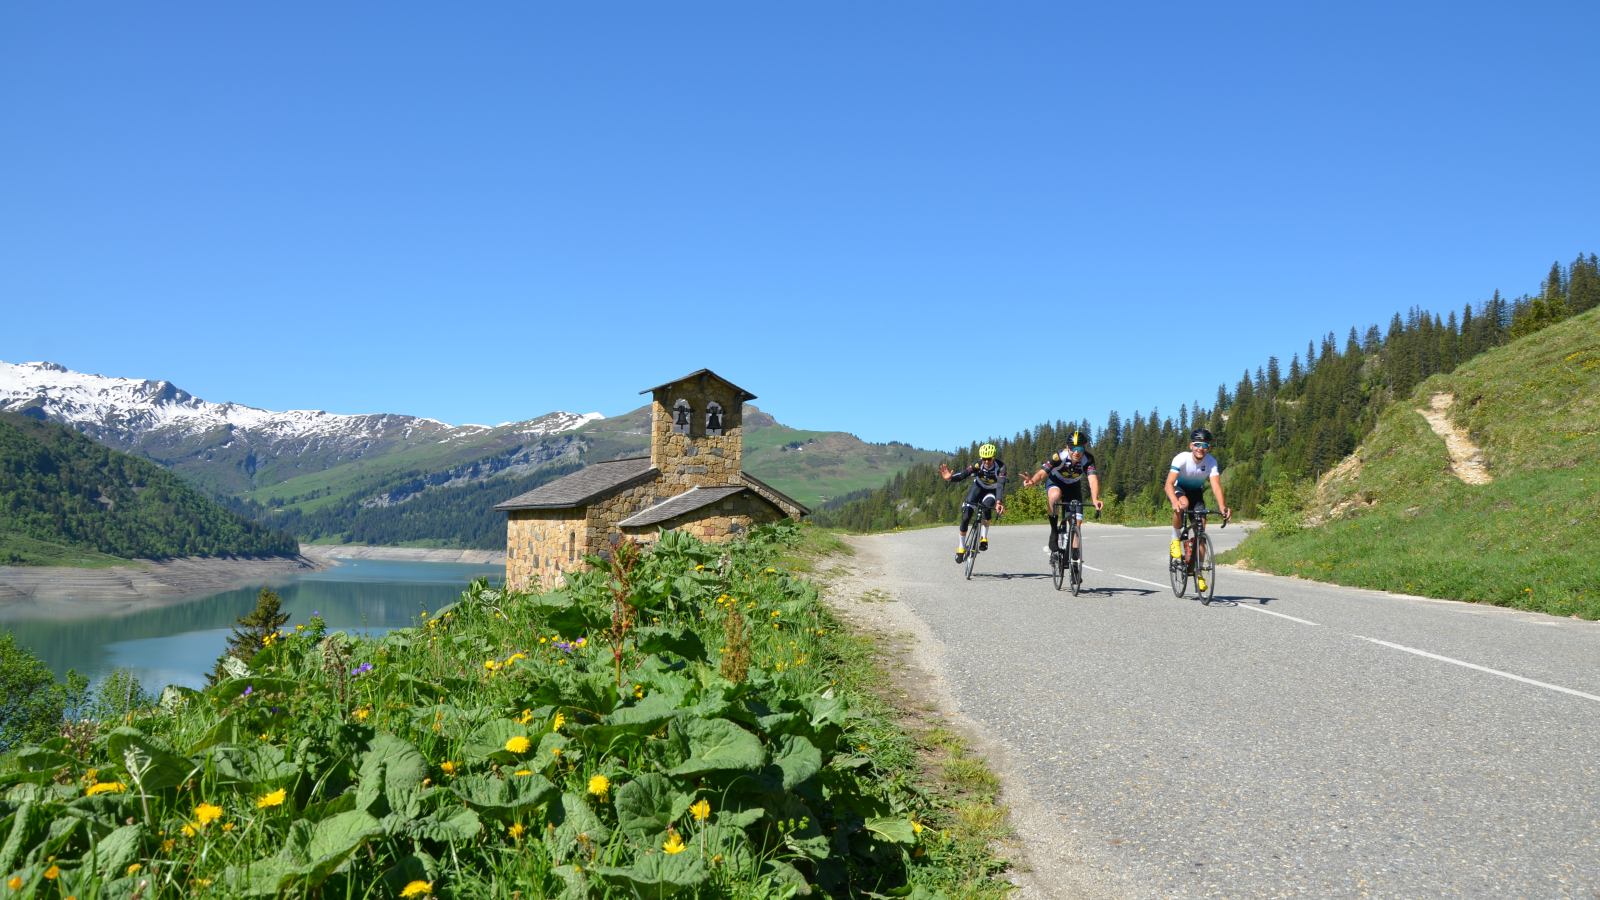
<box><xmin>1238</xmin><ymin>606</ymin><xmax>1322</xmax><ymax>627</ymax></box>
<box><xmin>1082</xmin><ymin>566</ymin><xmax>1168</xmax><ymax>590</ymax></box>
<box><xmin>1355</xmin><ymin>636</ymin><xmax>1600</xmax><ymax>704</ymax></box>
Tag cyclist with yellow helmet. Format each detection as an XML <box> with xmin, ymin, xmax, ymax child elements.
<box><xmin>940</xmin><ymin>443</ymin><xmax>1007</xmax><ymax>563</ymax></box>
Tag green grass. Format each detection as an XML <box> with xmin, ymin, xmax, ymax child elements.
<box><xmin>0</xmin><ymin>531</ymin><xmax>135</xmax><ymax>568</ymax></box>
<box><xmin>742</xmin><ymin>427</ymin><xmax>945</xmax><ymax>509</ymax></box>
<box><xmin>1222</xmin><ymin>307</ymin><xmax>1600</xmax><ymax>618</ymax></box>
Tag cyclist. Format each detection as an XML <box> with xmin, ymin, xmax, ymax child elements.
<box><xmin>1019</xmin><ymin>429</ymin><xmax>1103</xmax><ymax>555</ymax></box>
<box><xmin>940</xmin><ymin>444</ymin><xmax>1007</xmax><ymax>564</ymax></box>
<box><xmin>1166</xmin><ymin>428</ymin><xmax>1232</xmax><ymax>580</ymax></box>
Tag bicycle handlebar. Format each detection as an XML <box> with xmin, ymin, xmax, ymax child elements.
<box><xmin>1188</xmin><ymin>506</ymin><xmax>1230</xmax><ymax>529</ymax></box>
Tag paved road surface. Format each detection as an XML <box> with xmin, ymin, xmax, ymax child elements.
<box><xmin>861</xmin><ymin>523</ymin><xmax>1599</xmax><ymax>898</ymax></box>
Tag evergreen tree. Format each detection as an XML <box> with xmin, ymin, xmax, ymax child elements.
<box><xmin>207</xmin><ymin>586</ymin><xmax>291</xmax><ymax>687</ymax></box>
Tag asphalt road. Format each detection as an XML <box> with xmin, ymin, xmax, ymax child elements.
<box><xmin>867</xmin><ymin>522</ymin><xmax>1600</xmax><ymax>898</ymax></box>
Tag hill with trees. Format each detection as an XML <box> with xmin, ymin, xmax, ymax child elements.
<box><xmin>0</xmin><ymin>412</ymin><xmax>299</xmax><ymax>565</ymax></box>
<box><xmin>815</xmin><ymin>254</ymin><xmax>1599</xmax><ymax>532</ymax></box>
<box><xmin>1223</xmin><ymin>304</ymin><xmax>1599</xmax><ymax>618</ymax></box>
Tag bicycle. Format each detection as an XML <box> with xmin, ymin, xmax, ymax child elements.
<box><xmin>959</xmin><ymin>496</ymin><xmax>998</xmax><ymax>580</ymax></box>
<box><xmin>1051</xmin><ymin>500</ymin><xmax>1100</xmax><ymax>594</ymax></box>
<box><xmin>1169</xmin><ymin>505</ymin><xmax>1229</xmax><ymax>603</ymax></box>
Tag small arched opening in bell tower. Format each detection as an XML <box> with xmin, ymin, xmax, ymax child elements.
<box><xmin>672</xmin><ymin>399</ymin><xmax>692</xmax><ymax>435</ymax></box>
<box><xmin>705</xmin><ymin>401</ymin><xmax>724</xmax><ymax>436</ymax></box>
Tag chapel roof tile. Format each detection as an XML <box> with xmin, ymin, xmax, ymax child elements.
<box><xmin>638</xmin><ymin>369</ymin><xmax>757</xmax><ymax>402</ymax></box>
<box><xmin>493</xmin><ymin>456</ymin><xmax>656</xmax><ymax>511</ymax></box>
<box><xmin>617</xmin><ymin>485</ymin><xmax>748</xmax><ymax>528</ymax></box>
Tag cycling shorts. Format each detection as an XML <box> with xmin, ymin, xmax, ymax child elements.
<box><xmin>1175</xmin><ymin>486</ymin><xmax>1205</xmax><ymax>509</ymax></box>
<box><xmin>1046</xmin><ymin>479</ymin><xmax>1085</xmax><ymax>510</ymax></box>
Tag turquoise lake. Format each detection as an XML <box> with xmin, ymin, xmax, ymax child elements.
<box><xmin>4</xmin><ymin>559</ymin><xmax>500</xmax><ymax>693</ymax></box>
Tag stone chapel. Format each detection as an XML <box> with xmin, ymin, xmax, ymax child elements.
<box><xmin>496</xmin><ymin>369</ymin><xmax>808</xmax><ymax>590</ymax></box>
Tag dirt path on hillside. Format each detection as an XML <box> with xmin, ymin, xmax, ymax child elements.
<box><xmin>822</xmin><ymin>537</ymin><xmax>1124</xmax><ymax>900</ymax></box>
<box><xmin>1418</xmin><ymin>393</ymin><xmax>1492</xmax><ymax>484</ymax></box>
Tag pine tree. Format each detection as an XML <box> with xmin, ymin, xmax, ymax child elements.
<box><xmin>207</xmin><ymin>585</ymin><xmax>291</xmax><ymax>686</ymax></box>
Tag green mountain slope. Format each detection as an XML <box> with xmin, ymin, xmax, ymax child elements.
<box><xmin>1223</xmin><ymin>307</ymin><xmax>1600</xmax><ymax>618</ymax></box>
<box><xmin>0</xmin><ymin>413</ymin><xmax>299</xmax><ymax>565</ymax></box>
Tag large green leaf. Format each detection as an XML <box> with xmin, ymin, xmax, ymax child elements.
<box><xmin>107</xmin><ymin>728</ymin><xmax>195</xmax><ymax>792</ymax></box>
<box><xmin>448</xmin><ymin>774</ymin><xmax>557</xmax><ymax>819</ymax></box>
<box><xmin>306</xmin><ymin>809</ymin><xmax>384</xmax><ymax>866</ymax></box>
<box><xmin>614</xmin><ymin>774</ymin><xmax>692</xmax><ymax>841</ymax></box>
<box><xmin>633</xmin><ymin>627</ymin><xmax>707</xmax><ymax>663</ymax></box>
<box><xmin>592</xmin><ymin>851</ymin><xmax>708</xmax><ymax>899</ymax></box>
<box><xmin>361</xmin><ymin>733</ymin><xmax>429</xmax><ymax>794</ymax></box>
<box><xmin>200</xmin><ymin>744</ymin><xmax>299</xmax><ymax>787</ymax></box>
<box><xmin>760</xmin><ymin>859</ymin><xmax>812</xmax><ymax>895</ymax></box>
<box><xmin>667</xmin><ymin>719</ymin><xmax>765</xmax><ymax>777</ymax></box>
<box><xmin>407</xmin><ymin>806</ymin><xmax>481</xmax><ymax>843</ymax></box>
<box><xmin>15</xmin><ymin>747</ymin><xmax>73</xmax><ymax>774</ymax></box>
<box><xmin>0</xmin><ymin>801</ymin><xmax>50</xmax><ymax>874</ymax></box>
<box><xmin>767</xmin><ymin>734</ymin><xmax>822</xmax><ymax>790</ymax></box>
<box><xmin>207</xmin><ymin>677</ymin><xmax>298</xmax><ymax>705</ymax></box>
<box><xmin>88</xmin><ymin>823</ymin><xmax>144</xmax><ymax>879</ymax></box>
<box><xmin>462</xmin><ymin>719</ymin><xmax>533</xmax><ymax>764</ymax></box>
<box><xmin>863</xmin><ymin>815</ymin><xmax>916</xmax><ymax>845</ymax></box>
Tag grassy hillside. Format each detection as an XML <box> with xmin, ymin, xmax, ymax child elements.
<box><xmin>0</xmin><ymin>413</ymin><xmax>299</xmax><ymax>565</ymax></box>
<box><xmin>741</xmin><ymin>408</ymin><xmax>944</xmax><ymax>507</ymax></box>
<box><xmin>1222</xmin><ymin>307</ymin><xmax>1600</xmax><ymax>618</ymax></box>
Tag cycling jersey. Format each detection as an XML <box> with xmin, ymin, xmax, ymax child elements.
<box><xmin>950</xmin><ymin>459</ymin><xmax>1007</xmax><ymax>491</ymax></box>
<box><xmin>1041</xmin><ymin>450</ymin><xmax>1096</xmax><ymax>486</ymax></box>
<box><xmin>1169</xmin><ymin>452</ymin><xmax>1219</xmax><ymax>492</ymax></box>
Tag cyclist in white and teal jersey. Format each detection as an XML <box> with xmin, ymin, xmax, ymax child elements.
<box><xmin>1164</xmin><ymin>428</ymin><xmax>1231</xmax><ymax>560</ymax></box>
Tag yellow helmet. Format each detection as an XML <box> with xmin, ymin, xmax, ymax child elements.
<box><xmin>978</xmin><ymin>443</ymin><xmax>997</xmax><ymax>459</ymax></box>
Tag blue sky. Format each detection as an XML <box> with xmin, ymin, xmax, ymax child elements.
<box><xmin>3</xmin><ymin>2</ymin><xmax>1596</xmax><ymax>451</ymax></box>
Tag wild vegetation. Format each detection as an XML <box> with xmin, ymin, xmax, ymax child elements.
<box><xmin>1222</xmin><ymin>305</ymin><xmax>1600</xmax><ymax>619</ymax></box>
<box><xmin>0</xmin><ymin>413</ymin><xmax>298</xmax><ymax>565</ymax></box>
<box><xmin>0</xmin><ymin>523</ymin><xmax>998</xmax><ymax>898</ymax></box>
<box><xmin>815</xmin><ymin>254</ymin><xmax>1599</xmax><ymax>531</ymax></box>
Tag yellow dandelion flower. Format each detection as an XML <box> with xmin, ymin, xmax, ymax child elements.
<box><xmin>518</xmin><ymin>709</ymin><xmax>533</xmax><ymax>724</ymax></box>
<box><xmin>127</xmin><ymin>864</ymin><xmax>142</xmax><ymax>876</ymax></box>
<box><xmin>399</xmin><ymin>881</ymin><xmax>433</xmax><ymax>899</ymax></box>
<box><xmin>256</xmin><ymin>788</ymin><xmax>287</xmax><ymax>809</ymax></box>
<box><xmin>551</xmin><ymin>747</ymin><xmax>562</xmax><ymax>758</ymax></box>
<box><xmin>440</xmin><ymin>761</ymin><xmax>456</xmax><ymax>774</ymax></box>
<box><xmin>588</xmin><ymin>774</ymin><xmax>610</xmax><ymax>797</ymax></box>
<box><xmin>5</xmin><ymin>877</ymin><xmax>19</xmax><ymax>891</ymax></box>
<box><xmin>663</xmin><ymin>830</ymin><xmax>686</xmax><ymax>854</ymax></box>
<box><xmin>84</xmin><ymin>768</ymin><xmax>98</xmax><ymax>781</ymax></box>
<box><xmin>194</xmin><ymin>802</ymin><xmax>224</xmax><ymax>824</ymax></box>
<box><xmin>484</xmin><ymin>660</ymin><xmax>496</xmax><ymax>670</ymax></box>
<box><xmin>43</xmin><ymin>867</ymin><xmax>58</xmax><ymax>881</ymax></box>
<box><xmin>513</xmin><ymin>770</ymin><xmax>532</xmax><ymax>777</ymax></box>
<box><xmin>552</xmin><ymin>712</ymin><xmax>566</xmax><ymax>731</ymax></box>
<box><xmin>161</xmin><ymin>839</ymin><xmax>175</xmax><ymax>852</ymax></box>
<box><xmin>222</xmin><ymin>822</ymin><xmax>235</xmax><ymax>832</ymax></box>
<box><xmin>509</xmin><ymin>823</ymin><xmax>525</xmax><ymax>839</ymax></box>
<box><xmin>181</xmin><ymin>825</ymin><xmax>196</xmax><ymax>837</ymax></box>
<box><xmin>690</xmin><ymin>799</ymin><xmax>711</xmax><ymax>821</ymax></box>
<box><xmin>912</xmin><ymin>821</ymin><xmax>923</xmax><ymax>834</ymax></box>
<box><xmin>504</xmin><ymin>735</ymin><xmax>531</xmax><ymax>754</ymax></box>
<box><xmin>86</xmin><ymin>781</ymin><xmax>126</xmax><ymax>796</ymax></box>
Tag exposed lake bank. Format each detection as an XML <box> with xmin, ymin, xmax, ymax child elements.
<box><xmin>300</xmin><ymin>543</ymin><xmax>504</xmax><ymax>564</ymax></box>
<box><xmin>0</xmin><ymin>554</ymin><xmax>326</xmax><ymax>616</ymax></box>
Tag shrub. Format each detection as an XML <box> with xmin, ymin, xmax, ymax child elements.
<box><xmin>1261</xmin><ymin>474</ymin><xmax>1312</xmax><ymax>537</ymax></box>
<box><xmin>0</xmin><ymin>632</ymin><xmax>86</xmax><ymax>752</ymax></box>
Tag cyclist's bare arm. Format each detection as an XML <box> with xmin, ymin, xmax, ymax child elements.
<box><xmin>1088</xmin><ymin>473</ymin><xmax>1104</xmax><ymax>511</ymax></box>
<box><xmin>1165</xmin><ymin>471</ymin><xmax>1185</xmax><ymax>509</ymax></box>
<box><xmin>1209</xmin><ymin>473</ymin><xmax>1231</xmax><ymax>520</ymax></box>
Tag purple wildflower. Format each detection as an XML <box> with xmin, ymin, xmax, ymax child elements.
<box><xmin>243</xmin><ymin>686</ymin><xmax>253</xmax><ymax>696</ymax></box>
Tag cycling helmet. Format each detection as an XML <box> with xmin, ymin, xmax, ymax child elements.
<box><xmin>1190</xmin><ymin>428</ymin><xmax>1213</xmax><ymax>444</ymax></box>
<box><xmin>978</xmin><ymin>443</ymin><xmax>997</xmax><ymax>459</ymax></box>
<box><xmin>1068</xmin><ymin>430</ymin><xmax>1088</xmax><ymax>449</ymax></box>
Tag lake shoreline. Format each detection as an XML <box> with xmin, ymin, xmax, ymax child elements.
<box><xmin>300</xmin><ymin>544</ymin><xmax>505</xmax><ymax>565</ymax></box>
<box><xmin>0</xmin><ymin>554</ymin><xmax>327</xmax><ymax>618</ymax></box>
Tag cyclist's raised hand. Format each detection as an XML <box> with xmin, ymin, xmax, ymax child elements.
<box><xmin>1094</xmin><ymin>498</ymin><xmax>1104</xmax><ymax>512</ymax></box>
<box><xmin>939</xmin><ymin>463</ymin><xmax>954</xmax><ymax>481</ymax></box>
<box><xmin>996</xmin><ymin>502</ymin><xmax>1006</xmax><ymax>516</ymax></box>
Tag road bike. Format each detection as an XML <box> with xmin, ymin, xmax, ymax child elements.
<box><xmin>1169</xmin><ymin>504</ymin><xmax>1228</xmax><ymax>603</ymax></box>
<box><xmin>1051</xmin><ymin>500</ymin><xmax>1100</xmax><ymax>595</ymax></box>
<box><xmin>959</xmin><ymin>497</ymin><xmax>998</xmax><ymax>580</ymax></box>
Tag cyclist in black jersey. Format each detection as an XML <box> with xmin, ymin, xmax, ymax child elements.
<box><xmin>1019</xmin><ymin>430</ymin><xmax>1103</xmax><ymax>554</ymax></box>
<box><xmin>940</xmin><ymin>443</ymin><xmax>1007</xmax><ymax>563</ymax></box>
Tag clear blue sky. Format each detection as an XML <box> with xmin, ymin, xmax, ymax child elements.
<box><xmin>4</xmin><ymin>3</ymin><xmax>1596</xmax><ymax>451</ymax></box>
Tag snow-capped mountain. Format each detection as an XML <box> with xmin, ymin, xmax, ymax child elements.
<box><xmin>0</xmin><ymin>360</ymin><xmax>604</xmax><ymax>498</ymax></box>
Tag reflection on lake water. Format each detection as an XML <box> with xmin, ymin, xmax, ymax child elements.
<box><xmin>3</xmin><ymin>560</ymin><xmax>499</xmax><ymax>693</ymax></box>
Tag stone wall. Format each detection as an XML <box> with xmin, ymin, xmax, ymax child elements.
<box><xmin>740</xmin><ymin>475</ymin><xmax>806</xmax><ymax>521</ymax></box>
<box><xmin>621</xmin><ymin>489</ymin><xmax>787</xmax><ymax>544</ymax></box>
<box><xmin>650</xmin><ymin>376</ymin><xmax>744</xmax><ymax>493</ymax></box>
<box><xmin>584</xmin><ymin>481</ymin><xmax>662</xmax><ymax>557</ymax></box>
<box><xmin>506</xmin><ymin>509</ymin><xmax>586</xmax><ymax>591</ymax></box>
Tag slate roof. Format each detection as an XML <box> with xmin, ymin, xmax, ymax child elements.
<box><xmin>618</xmin><ymin>485</ymin><xmax>748</xmax><ymax>528</ymax></box>
<box><xmin>494</xmin><ymin>457</ymin><xmax>656</xmax><ymax>511</ymax></box>
<box><xmin>638</xmin><ymin>369</ymin><xmax>757</xmax><ymax>402</ymax></box>
<box><xmin>740</xmin><ymin>472</ymin><xmax>810</xmax><ymax>516</ymax></box>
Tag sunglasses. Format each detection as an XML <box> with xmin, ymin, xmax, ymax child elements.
<box><xmin>1192</xmin><ymin>442</ymin><xmax>1210</xmax><ymax>450</ymax></box>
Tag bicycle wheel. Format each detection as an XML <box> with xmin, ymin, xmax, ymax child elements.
<box><xmin>1196</xmin><ymin>533</ymin><xmax>1216</xmax><ymax>604</ymax></box>
<box><xmin>1068</xmin><ymin>520</ymin><xmax>1083</xmax><ymax>596</ymax></box>
<box><xmin>964</xmin><ymin>525</ymin><xmax>980</xmax><ymax>580</ymax></box>
<box><xmin>1169</xmin><ymin>538</ymin><xmax>1188</xmax><ymax>598</ymax></box>
<box><xmin>1051</xmin><ymin>543</ymin><xmax>1065</xmax><ymax>591</ymax></box>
